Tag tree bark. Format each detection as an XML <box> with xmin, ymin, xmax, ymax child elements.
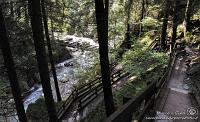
<box><xmin>140</xmin><ymin>0</ymin><xmax>145</xmax><ymax>33</ymax></box>
<box><xmin>94</xmin><ymin>0</ymin><xmax>115</xmax><ymax>116</ymax></box>
<box><xmin>10</xmin><ymin>1</ymin><xmax>14</xmax><ymax>17</ymax></box>
<box><xmin>160</xmin><ymin>0</ymin><xmax>170</xmax><ymax>50</ymax></box>
<box><xmin>171</xmin><ymin>0</ymin><xmax>179</xmax><ymax>52</ymax></box>
<box><xmin>28</xmin><ymin>0</ymin><xmax>58</xmax><ymax>121</ymax></box>
<box><xmin>49</xmin><ymin>3</ymin><xmax>55</xmax><ymax>43</ymax></box>
<box><xmin>41</xmin><ymin>0</ymin><xmax>62</xmax><ymax>102</ymax></box>
<box><xmin>183</xmin><ymin>0</ymin><xmax>193</xmax><ymax>36</ymax></box>
<box><xmin>124</xmin><ymin>0</ymin><xmax>133</xmax><ymax>48</ymax></box>
<box><xmin>0</xmin><ymin>5</ymin><xmax>27</xmax><ymax>122</ymax></box>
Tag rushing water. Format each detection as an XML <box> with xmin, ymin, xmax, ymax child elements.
<box><xmin>23</xmin><ymin>35</ymin><xmax>98</xmax><ymax>111</ymax></box>
<box><xmin>0</xmin><ymin>35</ymin><xmax>99</xmax><ymax>122</ymax></box>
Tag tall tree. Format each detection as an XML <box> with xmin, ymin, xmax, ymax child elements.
<box><xmin>183</xmin><ymin>0</ymin><xmax>193</xmax><ymax>36</ymax></box>
<box><xmin>140</xmin><ymin>0</ymin><xmax>145</xmax><ymax>21</ymax></box>
<box><xmin>94</xmin><ymin>0</ymin><xmax>115</xmax><ymax>116</ymax></box>
<box><xmin>140</xmin><ymin>0</ymin><xmax>146</xmax><ymax>33</ymax></box>
<box><xmin>28</xmin><ymin>0</ymin><xmax>58</xmax><ymax>121</ymax></box>
<box><xmin>0</xmin><ymin>5</ymin><xmax>27</xmax><ymax>122</ymax></box>
<box><xmin>124</xmin><ymin>0</ymin><xmax>133</xmax><ymax>48</ymax></box>
<box><xmin>41</xmin><ymin>0</ymin><xmax>62</xmax><ymax>102</ymax></box>
<box><xmin>160</xmin><ymin>0</ymin><xmax>170</xmax><ymax>50</ymax></box>
<box><xmin>171</xmin><ymin>0</ymin><xmax>179</xmax><ymax>52</ymax></box>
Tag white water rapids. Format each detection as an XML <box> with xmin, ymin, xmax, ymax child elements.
<box><xmin>1</xmin><ymin>35</ymin><xmax>99</xmax><ymax>122</ymax></box>
<box><xmin>24</xmin><ymin>35</ymin><xmax>99</xmax><ymax>110</ymax></box>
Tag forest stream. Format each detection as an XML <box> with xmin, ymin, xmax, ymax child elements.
<box><xmin>3</xmin><ymin>35</ymin><xmax>99</xmax><ymax>122</ymax></box>
<box><xmin>24</xmin><ymin>35</ymin><xmax>99</xmax><ymax>110</ymax></box>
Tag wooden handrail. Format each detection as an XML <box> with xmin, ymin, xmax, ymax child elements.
<box><xmin>57</xmin><ymin>69</ymin><xmax>125</xmax><ymax>120</ymax></box>
<box><xmin>104</xmin><ymin>81</ymin><xmax>157</xmax><ymax>122</ymax></box>
<box><xmin>104</xmin><ymin>44</ymin><xmax>185</xmax><ymax>122</ymax></box>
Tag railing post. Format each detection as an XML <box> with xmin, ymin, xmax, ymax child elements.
<box><xmin>89</xmin><ymin>83</ymin><xmax>92</xmax><ymax>90</ymax></box>
<box><xmin>118</xmin><ymin>70</ymin><xmax>121</xmax><ymax>77</ymax></box>
<box><xmin>123</xmin><ymin>96</ymin><xmax>132</xmax><ymax>122</ymax></box>
<box><xmin>78</xmin><ymin>100</ymin><xmax>82</xmax><ymax>110</ymax></box>
<box><xmin>95</xmin><ymin>87</ymin><xmax>98</xmax><ymax>97</ymax></box>
<box><xmin>72</xmin><ymin>91</ymin><xmax>75</xmax><ymax>99</ymax></box>
<box><xmin>111</xmin><ymin>75</ymin><xmax>114</xmax><ymax>83</ymax></box>
<box><xmin>146</xmin><ymin>83</ymin><xmax>156</xmax><ymax>119</ymax></box>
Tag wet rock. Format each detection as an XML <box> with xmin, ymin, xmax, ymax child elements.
<box><xmin>64</xmin><ymin>62</ymin><xmax>74</xmax><ymax>67</ymax></box>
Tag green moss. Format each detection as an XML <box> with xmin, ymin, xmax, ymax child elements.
<box><xmin>26</xmin><ymin>98</ymin><xmax>64</xmax><ymax>122</ymax></box>
<box><xmin>81</xmin><ymin>102</ymin><xmax>106</xmax><ymax>122</ymax></box>
<box><xmin>0</xmin><ymin>80</ymin><xmax>11</xmax><ymax>98</ymax></box>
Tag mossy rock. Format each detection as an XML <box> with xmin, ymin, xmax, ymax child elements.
<box><xmin>187</xmin><ymin>63</ymin><xmax>200</xmax><ymax>76</ymax></box>
<box><xmin>26</xmin><ymin>98</ymin><xmax>49</xmax><ymax>122</ymax></box>
<box><xmin>26</xmin><ymin>98</ymin><xmax>64</xmax><ymax>122</ymax></box>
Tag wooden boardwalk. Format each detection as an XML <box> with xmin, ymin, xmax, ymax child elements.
<box><xmin>155</xmin><ymin>50</ymin><xmax>199</xmax><ymax>122</ymax></box>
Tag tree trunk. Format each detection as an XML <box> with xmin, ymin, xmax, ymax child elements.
<box><xmin>140</xmin><ymin>0</ymin><xmax>145</xmax><ymax>33</ymax></box>
<box><xmin>28</xmin><ymin>0</ymin><xmax>58</xmax><ymax>121</ymax></box>
<box><xmin>94</xmin><ymin>0</ymin><xmax>115</xmax><ymax>116</ymax></box>
<box><xmin>41</xmin><ymin>0</ymin><xmax>62</xmax><ymax>102</ymax></box>
<box><xmin>10</xmin><ymin>1</ymin><xmax>14</xmax><ymax>17</ymax></box>
<box><xmin>50</xmin><ymin>3</ymin><xmax>55</xmax><ymax>45</ymax></box>
<box><xmin>24</xmin><ymin>1</ymin><xmax>29</xmax><ymax>24</ymax></box>
<box><xmin>183</xmin><ymin>0</ymin><xmax>193</xmax><ymax>36</ymax></box>
<box><xmin>0</xmin><ymin>5</ymin><xmax>27</xmax><ymax>122</ymax></box>
<box><xmin>124</xmin><ymin>0</ymin><xmax>133</xmax><ymax>48</ymax></box>
<box><xmin>140</xmin><ymin>0</ymin><xmax>145</xmax><ymax>21</ymax></box>
<box><xmin>171</xmin><ymin>0</ymin><xmax>179</xmax><ymax>52</ymax></box>
<box><xmin>160</xmin><ymin>0</ymin><xmax>170</xmax><ymax>50</ymax></box>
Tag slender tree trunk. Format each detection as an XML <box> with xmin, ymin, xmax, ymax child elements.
<box><xmin>160</xmin><ymin>0</ymin><xmax>170</xmax><ymax>50</ymax></box>
<box><xmin>125</xmin><ymin>0</ymin><xmax>133</xmax><ymax>48</ymax></box>
<box><xmin>49</xmin><ymin>4</ymin><xmax>55</xmax><ymax>41</ymax></box>
<box><xmin>113</xmin><ymin>20</ymin><xmax>117</xmax><ymax>49</ymax></box>
<box><xmin>0</xmin><ymin>5</ymin><xmax>27</xmax><ymax>122</ymax></box>
<box><xmin>144</xmin><ymin>0</ymin><xmax>147</xmax><ymax>17</ymax></box>
<box><xmin>62</xmin><ymin>0</ymin><xmax>65</xmax><ymax>26</ymax></box>
<box><xmin>171</xmin><ymin>0</ymin><xmax>179</xmax><ymax>52</ymax></box>
<box><xmin>17</xmin><ymin>6</ymin><xmax>21</xmax><ymax>18</ymax></box>
<box><xmin>24</xmin><ymin>1</ymin><xmax>29</xmax><ymax>24</ymax></box>
<box><xmin>28</xmin><ymin>0</ymin><xmax>58</xmax><ymax>121</ymax></box>
<box><xmin>140</xmin><ymin>0</ymin><xmax>145</xmax><ymax>21</ymax></box>
<box><xmin>183</xmin><ymin>0</ymin><xmax>193</xmax><ymax>36</ymax></box>
<box><xmin>10</xmin><ymin>1</ymin><xmax>14</xmax><ymax>17</ymax></box>
<box><xmin>41</xmin><ymin>0</ymin><xmax>62</xmax><ymax>102</ymax></box>
<box><xmin>94</xmin><ymin>0</ymin><xmax>115</xmax><ymax>116</ymax></box>
<box><xmin>140</xmin><ymin>0</ymin><xmax>145</xmax><ymax>33</ymax></box>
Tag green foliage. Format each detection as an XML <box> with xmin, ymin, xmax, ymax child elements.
<box><xmin>26</xmin><ymin>98</ymin><xmax>48</xmax><ymax>122</ymax></box>
<box><xmin>109</xmin><ymin>0</ymin><xmax>126</xmax><ymax>45</ymax></box>
<box><xmin>184</xmin><ymin>32</ymin><xmax>200</xmax><ymax>44</ymax></box>
<box><xmin>81</xmin><ymin>65</ymin><xmax>166</xmax><ymax>122</ymax></box>
<box><xmin>80</xmin><ymin>102</ymin><xmax>106</xmax><ymax>122</ymax></box>
<box><xmin>121</xmin><ymin>48</ymin><xmax>168</xmax><ymax>77</ymax></box>
<box><xmin>147</xmin><ymin>5</ymin><xmax>162</xmax><ymax>18</ymax></box>
<box><xmin>141</xmin><ymin>17</ymin><xmax>161</xmax><ymax>31</ymax></box>
<box><xmin>192</xmin><ymin>3</ymin><xmax>200</xmax><ymax>20</ymax></box>
<box><xmin>177</xmin><ymin>25</ymin><xmax>184</xmax><ymax>38</ymax></box>
<box><xmin>140</xmin><ymin>35</ymin><xmax>154</xmax><ymax>47</ymax></box>
<box><xmin>47</xmin><ymin>0</ymin><xmax>96</xmax><ymax>37</ymax></box>
<box><xmin>0</xmin><ymin>80</ymin><xmax>11</xmax><ymax>98</ymax></box>
<box><xmin>74</xmin><ymin>57</ymin><xmax>101</xmax><ymax>88</ymax></box>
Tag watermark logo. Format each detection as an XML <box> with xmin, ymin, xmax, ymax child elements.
<box><xmin>187</xmin><ymin>107</ymin><xmax>198</xmax><ymax>116</ymax></box>
<box><xmin>146</xmin><ymin>107</ymin><xmax>199</xmax><ymax>120</ymax></box>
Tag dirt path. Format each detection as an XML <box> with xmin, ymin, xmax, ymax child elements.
<box><xmin>155</xmin><ymin>51</ymin><xmax>199</xmax><ymax>122</ymax></box>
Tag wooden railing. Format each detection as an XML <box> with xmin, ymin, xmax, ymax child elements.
<box><xmin>104</xmin><ymin>49</ymin><xmax>181</xmax><ymax>122</ymax></box>
<box><xmin>57</xmin><ymin>69</ymin><xmax>129</xmax><ymax>120</ymax></box>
